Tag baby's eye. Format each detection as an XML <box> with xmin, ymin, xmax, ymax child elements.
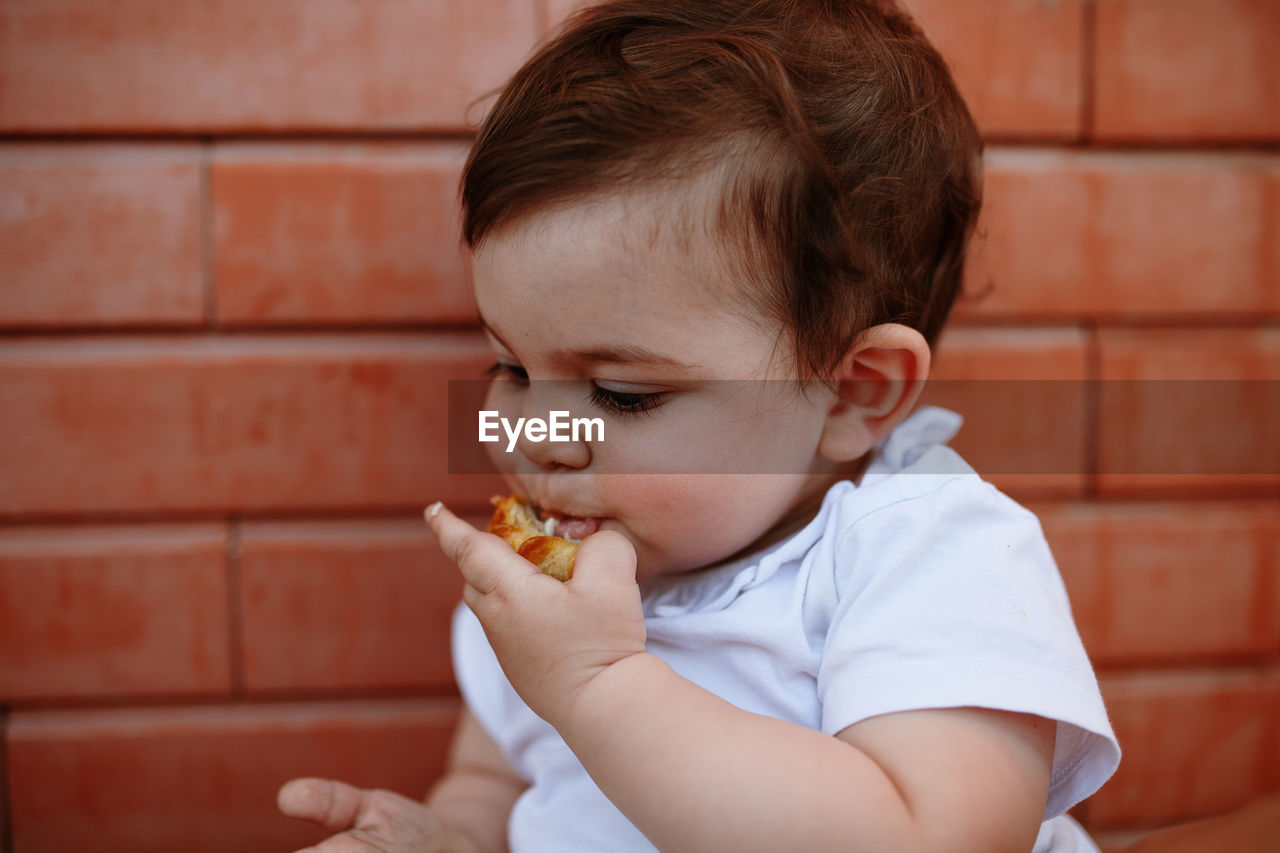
<box><xmin>588</xmin><ymin>383</ymin><xmax>668</xmax><ymax>417</ymax></box>
<box><xmin>484</xmin><ymin>361</ymin><xmax>529</xmax><ymax>384</ymax></box>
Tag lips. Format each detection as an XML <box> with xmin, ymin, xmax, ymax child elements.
<box><xmin>538</xmin><ymin>507</ymin><xmax>601</xmax><ymax>542</ymax></box>
<box><xmin>554</xmin><ymin>516</ymin><xmax>601</xmax><ymax>540</ymax></box>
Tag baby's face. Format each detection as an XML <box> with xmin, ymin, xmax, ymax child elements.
<box><xmin>471</xmin><ymin>193</ymin><xmax>843</xmax><ymax>581</ymax></box>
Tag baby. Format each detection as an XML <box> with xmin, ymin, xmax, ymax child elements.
<box><xmin>279</xmin><ymin>1</ymin><xmax>1119</xmax><ymax>851</ymax></box>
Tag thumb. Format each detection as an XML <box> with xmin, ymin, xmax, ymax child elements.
<box><xmin>277</xmin><ymin>777</ymin><xmax>367</xmax><ymax>830</ymax></box>
<box><xmin>572</xmin><ymin>530</ymin><xmax>637</xmax><ymax>586</ymax></box>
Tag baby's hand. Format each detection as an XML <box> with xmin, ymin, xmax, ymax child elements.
<box><xmin>277</xmin><ymin>777</ymin><xmax>481</xmax><ymax>853</ymax></box>
<box><xmin>427</xmin><ymin>502</ymin><xmax>646</xmax><ymax>731</ymax></box>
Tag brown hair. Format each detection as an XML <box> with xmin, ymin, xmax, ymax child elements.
<box><xmin>462</xmin><ymin>0</ymin><xmax>982</xmax><ymax>378</ymax></box>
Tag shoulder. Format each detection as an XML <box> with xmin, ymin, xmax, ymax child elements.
<box><xmin>831</xmin><ymin>406</ymin><xmax>1042</xmax><ymax>544</ymax></box>
<box><xmin>812</xmin><ymin>455</ymin><xmax>1053</xmax><ymax>598</ymax></box>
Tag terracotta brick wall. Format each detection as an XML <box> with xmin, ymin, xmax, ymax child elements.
<box><xmin>1</xmin><ymin>1</ymin><xmax>1276</xmax><ymax>850</ymax></box>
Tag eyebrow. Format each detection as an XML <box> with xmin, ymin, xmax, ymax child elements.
<box><xmin>481</xmin><ymin>318</ymin><xmax>694</xmax><ymax>372</ymax></box>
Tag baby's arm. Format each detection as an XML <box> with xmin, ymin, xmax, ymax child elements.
<box><xmin>430</xmin><ymin>503</ymin><xmax>1054</xmax><ymax>853</ymax></box>
<box><xmin>571</xmin><ymin>655</ymin><xmax>1052</xmax><ymax>852</ymax></box>
<box><xmin>277</xmin><ymin>706</ymin><xmax>525</xmax><ymax>853</ymax></box>
<box><xmin>426</xmin><ymin>706</ymin><xmax>528</xmax><ymax>852</ymax></box>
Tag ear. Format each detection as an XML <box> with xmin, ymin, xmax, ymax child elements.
<box><xmin>817</xmin><ymin>324</ymin><xmax>931</xmax><ymax>462</ymax></box>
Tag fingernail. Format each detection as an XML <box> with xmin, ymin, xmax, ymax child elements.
<box><xmin>425</xmin><ymin>501</ymin><xmax>443</xmax><ymax>520</ymax></box>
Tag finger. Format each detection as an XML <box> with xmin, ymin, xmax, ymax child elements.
<box><xmin>572</xmin><ymin>529</ymin><xmax>637</xmax><ymax>586</ymax></box>
<box><xmin>293</xmin><ymin>834</ymin><xmax>368</xmax><ymax>853</ymax></box>
<box><xmin>425</xmin><ymin>501</ymin><xmax>536</xmax><ymax>594</ymax></box>
<box><xmin>294</xmin><ymin>834</ymin><xmax>371</xmax><ymax>853</ymax></box>
<box><xmin>462</xmin><ymin>580</ymin><xmax>485</xmax><ymax>613</ymax></box>
<box><xmin>277</xmin><ymin>777</ymin><xmax>366</xmax><ymax>831</ymax></box>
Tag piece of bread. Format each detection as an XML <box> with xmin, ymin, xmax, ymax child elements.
<box><xmin>487</xmin><ymin>493</ymin><xmax>578</xmax><ymax>581</ymax></box>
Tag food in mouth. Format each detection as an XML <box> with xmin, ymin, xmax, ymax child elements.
<box><xmin>486</xmin><ymin>493</ymin><xmax>584</xmax><ymax>581</ymax></box>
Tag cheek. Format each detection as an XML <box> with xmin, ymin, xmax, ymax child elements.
<box><xmin>608</xmin><ymin>475</ymin><xmax>801</xmax><ymax>574</ymax></box>
<box><xmin>599</xmin><ymin>394</ymin><xmax>825</xmax><ymax>477</ymax></box>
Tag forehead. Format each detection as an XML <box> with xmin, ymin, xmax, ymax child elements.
<box><xmin>470</xmin><ymin>188</ymin><xmax>785</xmax><ymax>373</ymax></box>
<box><xmin>473</xmin><ymin>185</ymin><xmax>755</xmax><ymax>315</ymax></box>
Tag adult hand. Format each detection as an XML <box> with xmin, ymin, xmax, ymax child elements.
<box><xmin>426</xmin><ymin>502</ymin><xmax>647</xmax><ymax>731</ymax></box>
<box><xmin>278</xmin><ymin>777</ymin><xmax>483</xmax><ymax>853</ymax></box>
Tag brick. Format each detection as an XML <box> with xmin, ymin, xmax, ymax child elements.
<box><xmin>0</xmin><ymin>0</ymin><xmax>538</xmax><ymax>132</ymax></box>
<box><xmin>957</xmin><ymin>149</ymin><xmax>1279</xmax><ymax>321</ymax></box>
<box><xmin>931</xmin><ymin>327</ymin><xmax>1089</xmax><ymax>381</ymax></box>
<box><xmin>212</xmin><ymin>143</ymin><xmax>475</xmax><ymax>326</ymax></box>
<box><xmin>1077</xmin><ymin>156</ymin><xmax>1277</xmax><ymax>319</ymax></box>
<box><xmin>1096</xmin><ymin>328</ymin><xmax>1280</xmax><ymax>496</ymax></box>
<box><xmin>1099</xmin><ymin>329</ymin><xmax>1280</xmax><ymax>382</ymax></box>
<box><xmin>1090</xmin><ymin>669</ymin><xmax>1280</xmax><ymax>827</ymax></box>
<box><xmin>958</xmin><ymin>151</ymin><xmax>1091</xmax><ymax>319</ymax></box>
<box><xmin>923</xmin><ymin>327</ymin><xmax>1089</xmax><ymax>497</ymax></box>
<box><xmin>0</xmin><ymin>335</ymin><xmax>504</xmax><ymax>517</ymax></box>
<box><xmin>0</xmin><ymin>523</ymin><xmax>231</xmax><ymax>701</ymax></box>
<box><xmin>6</xmin><ymin>699</ymin><xmax>459</xmax><ymax>853</ymax></box>
<box><xmin>902</xmin><ymin>0</ymin><xmax>1084</xmax><ymax>140</ymax></box>
<box><xmin>0</xmin><ymin>144</ymin><xmax>204</xmax><ymax>328</ymax></box>
<box><xmin>1095</xmin><ymin>0</ymin><xmax>1280</xmax><ymax>142</ymax></box>
<box><xmin>239</xmin><ymin>519</ymin><xmax>468</xmax><ymax>693</ymax></box>
<box><xmin>1034</xmin><ymin>502</ymin><xmax>1280</xmax><ymax>665</ymax></box>
<box><xmin>1269</xmin><ymin>166</ymin><xmax>1280</xmax><ymax>304</ymax></box>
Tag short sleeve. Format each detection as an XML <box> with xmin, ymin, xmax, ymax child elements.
<box><xmin>815</xmin><ymin>476</ymin><xmax>1120</xmax><ymax>819</ymax></box>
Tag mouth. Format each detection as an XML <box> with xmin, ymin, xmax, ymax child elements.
<box><xmin>535</xmin><ymin>505</ymin><xmax>602</xmax><ymax>542</ymax></box>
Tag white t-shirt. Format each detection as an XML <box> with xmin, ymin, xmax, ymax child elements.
<box><xmin>452</xmin><ymin>407</ymin><xmax>1120</xmax><ymax>852</ymax></box>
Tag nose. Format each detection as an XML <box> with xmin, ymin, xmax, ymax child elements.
<box><xmin>517</xmin><ymin>423</ymin><xmax>591</xmax><ymax>469</ymax></box>
<box><xmin>516</xmin><ymin>383</ymin><xmax>592</xmax><ymax>470</ymax></box>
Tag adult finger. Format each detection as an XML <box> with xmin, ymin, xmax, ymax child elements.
<box><xmin>425</xmin><ymin>502</ymin><xmax>535</xmax><ymax>594</ymax></box>
<box><xmin>278</xmin><ymin>777</ymin><xmax>365</xmax><ymax>830</ymax></box>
